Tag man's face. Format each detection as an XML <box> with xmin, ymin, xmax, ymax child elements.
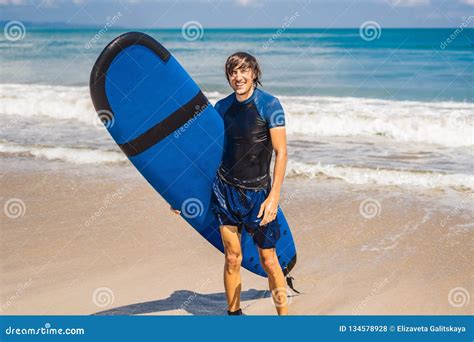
<box><xmin>228</xmin><ymin>64</ymin><xmax>254</xmax><ymax>96</ymax></box>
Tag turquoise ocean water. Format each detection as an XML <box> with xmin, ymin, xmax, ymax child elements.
<box><xmin>1</xmin><ymin>28</ymin><xmax>473</xmax><ymax>191</ymax></box>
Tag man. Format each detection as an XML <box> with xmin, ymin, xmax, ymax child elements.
<box><xmin>172</xmin><ymin>52</ymin><xmax>289</xmax><ymax>315</ymax></box>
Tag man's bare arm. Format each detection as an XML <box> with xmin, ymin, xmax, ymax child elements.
<box><xmin>269</xmin><ymin>127</ymin><xmax>288</xmax><ymax>199</ymax></box>
<box><xmin>258</xmin><ymin>126</ymin><xmax>288</xmax><ymax>225</ymax></box>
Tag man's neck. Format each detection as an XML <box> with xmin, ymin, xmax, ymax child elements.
<box><xmin>235</xmin><ymin>87</ymin><xmax>255</xmax><ymax>103</ymax></box>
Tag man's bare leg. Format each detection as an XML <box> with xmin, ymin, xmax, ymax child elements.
<box><xmin>259</xmin><ymin>247</ymin><xmax>288</xmax><ymax>315</ymax></box>
<box><xmin>220</xmin><ymin>225</ymin><xmax>242</xmax><ymax>313</ymax></box>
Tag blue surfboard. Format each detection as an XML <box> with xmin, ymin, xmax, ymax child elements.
<box><xmin>89</xmin><ymin>32</ymin><xmax>296</xmax><ymax>277</ymax></box>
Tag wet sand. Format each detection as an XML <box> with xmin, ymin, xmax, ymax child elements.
<box><xmin>1</xmin><ymin>157</ymin><xmax>473</xmax><ymax>315</ymax></box>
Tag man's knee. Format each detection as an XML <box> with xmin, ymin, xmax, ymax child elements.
<box><xmin>225</xmin><ymin>251</ymin><xmax>242</xmax><ymax>272</ymax></box>
<box><xmin>261</xmin><ymin>254</ymin><xmax>280</xmax><ymax>276</ymax></box>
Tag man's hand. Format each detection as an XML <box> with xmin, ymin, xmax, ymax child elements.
<box><xmin>257</xmin><ymin>193</ymin><xmax>279</xmax><ymax>226</ymax></box>
<box><xmin>169</xmin><ymin>206</ymin><xmax>181</xmax><ymax>215</ymax></box>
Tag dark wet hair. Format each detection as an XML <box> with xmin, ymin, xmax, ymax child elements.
<box><xmin>225</xmin><ymin>52</ymin><xmax>262</xmax><ymax>87</ymax></box>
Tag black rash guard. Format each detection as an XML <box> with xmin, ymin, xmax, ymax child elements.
<box><xmin>214</xmin><ymin>88</ymin><xmax>286</xmax><ymax>189</ymax></box>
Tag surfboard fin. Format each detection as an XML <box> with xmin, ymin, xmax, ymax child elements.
<box><xmin>286</xmin><ymin>275</ymin><xmax>301</xmax><ymax>294</ymax></box>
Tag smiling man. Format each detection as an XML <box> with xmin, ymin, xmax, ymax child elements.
<box><xmin>211</xmin><ymin>52</ymin><xmax>289</xmax><ymax>315</ymax></box>
<box><xmin>170</xmin><ymin>52</ymin><xmax>289</xmax><ymax>315</ymax></box>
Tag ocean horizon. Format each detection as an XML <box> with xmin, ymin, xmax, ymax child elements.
<box><xmin>1</xmin><ymin>27</ymin><xmax>473</xmax><ymax>192</ymax></box>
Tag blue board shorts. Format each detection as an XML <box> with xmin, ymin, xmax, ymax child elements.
<box><xmin>211</xmin><ymin>173</ymin><xmax>281</xmax><ymax>249</ymax></box>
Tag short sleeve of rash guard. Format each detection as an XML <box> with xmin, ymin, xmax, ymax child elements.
<box><xmin>262</xmin><ymin>97</ymin><xmax>285</xmax><ymax>129</ymax></box>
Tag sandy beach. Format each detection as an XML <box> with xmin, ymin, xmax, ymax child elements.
<box><xmin>2</xmin><ymin>25</ymin><xmax>473</xmax><ymax>317</ymax></box>
<box><xmin>1</xmin><ymin>156</ymin><xmax>472</xmax><ymax>316</ymax></box>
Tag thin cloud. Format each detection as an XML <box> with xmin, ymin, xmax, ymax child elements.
<box><xmin>389</xmin><ymin>0</ymin><xmax>430</xmax><ymax>6</ymax></box>
<box><xmin>0</xmin><ymin>0</ymin><xmax>27</xmax><ymax>5</ymax></box>
<box><xmin>236</xmin><ymin>0</ymin><xmax>258</xmax><ymax>7</ymax></box>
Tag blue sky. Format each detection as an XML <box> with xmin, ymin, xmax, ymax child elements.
<box><xmin>0</xmin><ymin>0</ymin><xmax>473</xmax><ymax>28</ymax></box>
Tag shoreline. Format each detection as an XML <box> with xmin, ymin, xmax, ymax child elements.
<box><xmin>1</xmin><ymin>157</ymin><xmax>473</xmax><ymax>315</ymax></box>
